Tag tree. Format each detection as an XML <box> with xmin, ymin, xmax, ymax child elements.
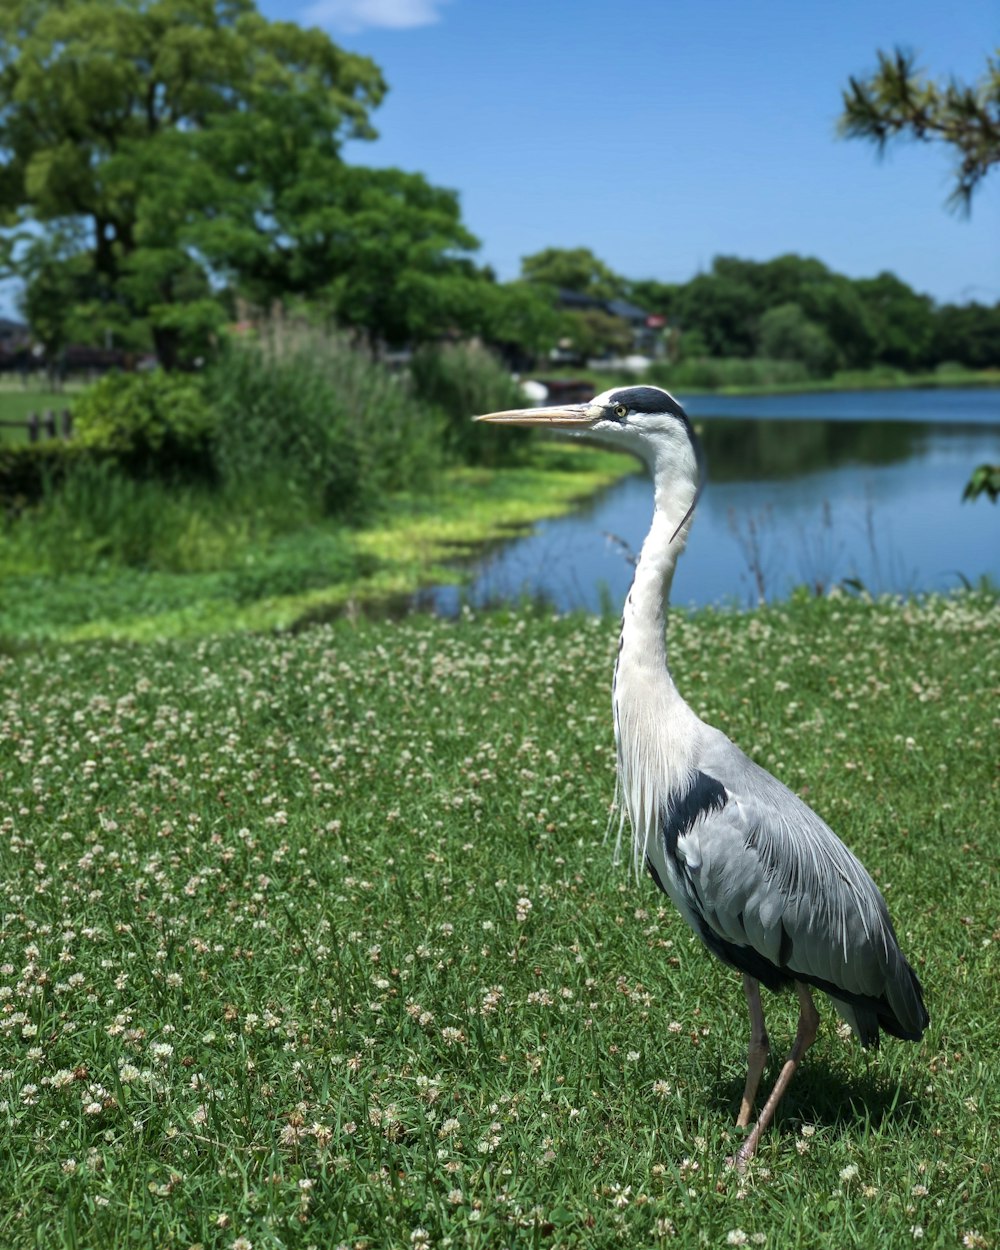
<box><xmin>0</xmin><ymin>0</ymin><xmax>385</xmax><ymax>366</ymax></box>
<box><xmin>561</xmin><ymin>308</ymin><xmax>633</xmax><ymax>361</ymax></box>
<box><xmin>930</xmin><ymin>301</ymin><xmax>1000</xmax><ymax>369</ymax></box>
<box><xmin>627</xmin><ymin>278</ymin><xmax>680</xmax><ymax>318</ymax></box>
<box><xmin>252</xmin><ymin>164</ymin><xmax>484</xmax><ymax>349</ymax></box>
<box><xmin>672</xmin><ymin>266</ymin><xmax>759</xmax><ymax>358</ymax></box>
<box><xmin>472</xmin><ymin>281</ymin><xmax>562</xmax><ymax>363</ymax></box>
<box><xmin>755</xmin><ymin>303</ymin><xmax>838</xmax><ymax>377</ymax></box>
<box><xmin>15</xmin><ymin>231</ymin><xmax>97</xmax><ymax>379</ymax></box>
<box><xmin>520</xmin><ymin>247</ymin><xmax>625</xmax><ymax>300</ymax></box>
<box><xmin>840</xmin><ymin>48</ymin><xmax>1000</xmax><ymax>209</ymax></box>
<box><xmin>854</xmin><ymin>272</ymin><xmax>934</xmax><ymax>370</ymax></box>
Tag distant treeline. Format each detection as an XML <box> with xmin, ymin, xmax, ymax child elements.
<box><xmin>628</xmin><ymin>253</ymin><xmax>999</xmax><ymax>375</ymax></box>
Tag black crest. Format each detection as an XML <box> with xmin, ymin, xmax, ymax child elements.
<box><xmin>607</xmin><ymin>386</ymin><xmax>689</xmax><ymax>422</ymax></box>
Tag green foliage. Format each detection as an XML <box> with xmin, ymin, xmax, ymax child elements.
<box><xmin>0</xmin><ymin>441</ymin><xmax>630</xmax><ymax>640</ymax></box>
<box><xmin>853</xmin><ymin>272</ymin><xmax>935</xmax><ymax>370</ymax></box>
<box><xmin>520</xmin><ymin>246</ymin><xmax>627</xmax><ymax>300</ymax></box>
<box><xmin>0</xmin><ymin>0</ymin><xmax>385</xmax><ymax>366</ymax></box>
<box><xmin>0</xmin><ymin>595</ymin><xmax>996</xmax><ymax>1246</ymax></box>
<box><xmin>209</xmin><ymin>322</ymin><xmax>444</xmax><ymax>518</ymax></box>
<box><xmin>647</xmin><ymin>356</ymin><xmax>812</xmax><ymax>390</ymax></box>
<box><xmin>841</xmin><ymin>46</ymin><xmax>1000</xmax><ymax>209</ymax></box>
<box><xmin>14</xmin><ymin>232</ymin><xmax>98</xmax><ymax>368</ymax></box>
<box><xmin>755</xmin><ymin>303</ymin><xmax>839</xmax><ymax>377</ymax></box>
<box><xmin>962</xmin><ymin>463</ymin><xmax>1000</xmax><ymax>503</ymax></box>
<box><xmin>931</xmin><ymin>301</ymin><xmax>1000</xmax><ymax>369</ymax></box>
<box><xmin>229</xmin><ymin>164</ymin><xmax>486</xmax><ymax>348</ymax></box>
<box><xmin>468</xmin><ymin>281</ymin><xmax>563</xmax><ymax>361</ymax></box>
<box><xmin>561</xmin><ymin>308</ymin><xmax>634</xmax><ymax>360</ymax></box>
<box><xmin>676</xmin><ymin>327</ymin><xmax>710</xmax><ymax>361</ymax></box>
<box><xmin>0</xmin><ymin>441</ymin><xmax>92</xmax><ymax>509</ymax></box>
<box><xmin>627</xmin><ymin>278</ymin><xmax>680</xmax><ymax>318</ymax></box>
<box><xmin>4</xmin><ymin>458</ymin><xmax>220</xmax><ymax>572</ymax></box>
<box><xmin>72</xmin><ymin>371</ymin><xmax>216</xmax><ymax>478</ymax></box>
<box><xmin>670</xmin><ymin>255</ymin><xmax>878</xmax><ymax>367</ymax></box>
<box><xmin>409</xmin><ymin>341</ymin><xmax>529</xmax><ymax>466</ymax></box>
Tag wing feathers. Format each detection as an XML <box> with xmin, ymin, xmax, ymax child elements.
<box><xmin>652</xmin><ymin>730</ymin><xmax>928</xmax><ymax>1045</ymax></box>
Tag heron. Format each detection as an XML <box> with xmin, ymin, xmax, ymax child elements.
<box><xmin>476</xmin><ymin>384</ymin><xmax>929</xmax><ymax>1168</ymax></box>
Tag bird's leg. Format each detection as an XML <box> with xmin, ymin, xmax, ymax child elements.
<box><xmin>735</xmin><ymin>981</ymin><xmax>819</xmax><ymax>1170</ymax></box>
<box><xmin>736</xmin><ymin>975</ymin><xmax>769</xmax><ymax>1128</ymax></box>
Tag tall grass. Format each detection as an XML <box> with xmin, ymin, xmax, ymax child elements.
<box><xmin>1</xmin><ymin>325</ymin><xmax>455</xmax><ymax>581</ymax></box>
<box><xmin>0</xmin><ymin>459</ymin><xmax>264</xmax><ymax>576</ymax></box>
<box><xmin>410</xmin><ymin>341</ymin><xmax>530</xmax><ymax>465</ymax></box>
<box><xmin>209</xmin><ymin>322</ymin><xmax>445</xmax><ymax>519</ymax></box>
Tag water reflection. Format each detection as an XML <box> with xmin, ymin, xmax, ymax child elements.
<box><xmin>420</xmin><ymin>390</ymin><xmax>1000</xmax><ymax>614</ymax></box>
<box><xmin>697</xmin><ymin>417</ymin><xmax>943</xmax><ymax>480</ymax></box>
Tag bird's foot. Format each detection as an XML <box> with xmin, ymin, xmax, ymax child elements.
<box><xmin>725</xmin><ymin>1132</ymin><xmax>758</xmax><ymax>1173</ymax></box>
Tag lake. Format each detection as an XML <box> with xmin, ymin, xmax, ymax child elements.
<box><xmin>420</xmin><ymin>387</ymin><xmax>1000</xmax><ymax>614</ymax></box>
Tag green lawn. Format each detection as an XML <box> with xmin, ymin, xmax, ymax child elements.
<box><xmin>0</xmin><ymin>591</ymin><xmax>995</xmax><ymax>1248</ymax></box>
<box><xmin>0</xmin><ymin>385</ymin><xmax>78</xmax><ymax>442</ymax></box>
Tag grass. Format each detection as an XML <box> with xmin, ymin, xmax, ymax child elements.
<box><xmin>0</xmin><ymin>442</ymin><xmax>636</xmax><ymax>644</ymax></box>
<box><xmin>0</xmin><ymin>381</ymin><xmax>79</xmax><ymax>443</ymax></box>
<box><xmin>546</xmin><ymin>364</ymin><xmax>1000</xmax><ymax>398</ymax></box>
<box><xmin>0</xmin><ymin>590</ymin><xmax>996</xmax><ymax>1248</ymax></box>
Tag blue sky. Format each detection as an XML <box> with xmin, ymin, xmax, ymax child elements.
<box><xmin>259</xmin><ymin>0</ymin><xmax>999</xmax><ymax>306</ymax></box>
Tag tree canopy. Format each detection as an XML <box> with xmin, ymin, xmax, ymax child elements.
<box><xmin>520</xmin><ymin>247</ymin><xmax>626</xmax><ymax>300</ymax></box>
<box><xmin>840</xmin><ymin>47</ymin><xmax>1000</xmax><ymax>209</ymax></box>
<box><xmin>0</xmin><ymin>0</ymin><xmax>521</xmax><ymax>364</ymax></box>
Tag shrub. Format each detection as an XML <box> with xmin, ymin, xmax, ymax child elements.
<box><xmin>409</xmin><ymin>342</ymin><xmax>529</xmax><ymax>466</ymax></box>
<box><xmin>0</xmin><ymin>441</ymin><xmax>94</xmax><ymax>511</ymax></box>
<box><xmin>73</xmin><ymin>370</ymin><xmax>216</xmax><ymax>479</ymax></box>
<box><xmin>208</xmin><ymin>323</ymin><xmax>444</xmax><ymax>521</ymax></box>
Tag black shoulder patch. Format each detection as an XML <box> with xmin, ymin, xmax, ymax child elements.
<box><xmin>608</xmin><ymin>386</ymin><xmax>689</xmax><ymax>420</ymax></box>
<box><xmin>662</xmin><ymin>771</ymin><xmax>727</xmax><ymax>857</ymax></box>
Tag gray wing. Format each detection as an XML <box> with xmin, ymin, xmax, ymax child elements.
<box><xmin>668</xmin><ymin>727</ymin><xmax>928</xmax><ymax>1045</ymax></box>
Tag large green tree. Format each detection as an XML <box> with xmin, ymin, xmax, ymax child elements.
<box><xmin>520</xmin><ymin>247</ymin><xmax>626</xmax><ymax>300</ymax></box>
<box><xmin>0</xmin><ymin>0</ymin><xmax>385</xmax><ymax>365</ymax></box>
<box><xmin>755</xmin><ymin>303</ymin><xmax>838</xmax><ymax>377</ymax></box>
<box><xmin>670</xmin><ymin>255</ymin><xmax>879</xmax><ymax>368</ymax></box>
<box><xmin>841</xmin><ymin>48</ymin><xmax>1000</xmax><ymax>209</ymax></box>
<box><xmin>853</xmin><ymin>272</ymin><xmax>934</xmax><ymax>370</ymax></box>
<box><xmin>930</xmin><ymin>301</ymin><xmax>1000</xmax><ymax>369</ymax></box>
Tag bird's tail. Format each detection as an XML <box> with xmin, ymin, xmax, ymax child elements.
<box><xmin>830</xmin><ymin>959</ymin><xmax>929</xmax><ymax>1050</ymax></box>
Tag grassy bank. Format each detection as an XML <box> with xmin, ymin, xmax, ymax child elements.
<box><xmin>0</xmin><ymin>592</ymin><xmax>996</xmax><ymax>1248</ymax></box>
<box><xmin>699</xmin><ymin>367</ymin><xmax>1000</xmax><ymax>397</ymax></box>
<box><xmin>0</xmin><ymin>442</ymin><xmax>635</xmax><ymax>645</ymax></box>
<box><xmin>550</xmin><ymin>365</ymin><xmax>1000</xmax><ymax>398</ymax></box>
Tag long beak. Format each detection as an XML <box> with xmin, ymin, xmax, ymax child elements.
<box><xmin>474</xmin><ymin>403</ymin><xmax>602</xmax><ymax>428</ymax></box>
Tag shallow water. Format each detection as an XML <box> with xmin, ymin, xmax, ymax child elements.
<box><xmin>420</xmin><ymin>389</ymin><xmax>1000</xmax><ymax>613</ymax></box>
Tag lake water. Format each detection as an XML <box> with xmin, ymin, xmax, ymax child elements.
<box><xmin>420</xmin><ymin>388</ymin><xmax>1000</xmax><ymax>613</ymax></box>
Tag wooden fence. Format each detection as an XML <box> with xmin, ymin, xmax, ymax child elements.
<box><xmin>0</xmin><ymin>409</ymin><xmax>74</xmax><ymax>443</ymax></box>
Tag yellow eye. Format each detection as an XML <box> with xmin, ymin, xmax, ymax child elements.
<box><xmin>614</xmin><ymin>404</ymin><xmax>627</xmax><ymax>419</ymax></box>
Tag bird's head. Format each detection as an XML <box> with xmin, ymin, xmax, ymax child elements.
<box><xmin>476</xmin><ymin>385</ymin><xmax>702</xmax><ymax>488</ymax></box>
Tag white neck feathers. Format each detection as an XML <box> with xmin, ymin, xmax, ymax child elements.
<box><xmin>612</xmin><ymin>466</ymin><xmax>702</xmax><ymax>875</ymax></box>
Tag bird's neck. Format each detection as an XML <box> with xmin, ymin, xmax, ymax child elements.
<box><xmin>619</xmin><ymin>474</ymin><xmax>698</xmax><ymax>689</ymax></box>
<box><xmin>613</xmin><ymin>473</ymin><xmax>702</xmax><ymax>857</ymax></box>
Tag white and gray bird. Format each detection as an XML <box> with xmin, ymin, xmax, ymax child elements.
<box><xmin>476</xmin><ymin>384</ymin><xmax>929</xmax><ymax>1168</ymax></box>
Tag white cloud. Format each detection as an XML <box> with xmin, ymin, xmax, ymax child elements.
<box><xmin>302</xmin><ymin>0</ymin><xmax>452</xmax><ymax>33</ymax></box>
